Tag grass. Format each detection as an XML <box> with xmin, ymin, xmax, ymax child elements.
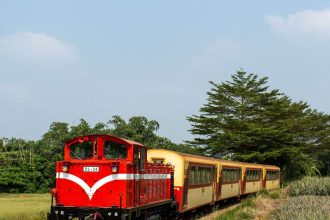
<box><xmin>0</xmin><ymin>194</ymin><xmax>49</xmax><ymax>220</ymax></box>
<box><xmin>216</xmin><ymin>197</ymin><xmax>255</xmax><ymax>220</ymax></box>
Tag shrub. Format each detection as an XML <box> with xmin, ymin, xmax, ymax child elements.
<box><xmin>272</xmin><ymin>196</ymin><xmax>330</xmax><ymax>220</ymax></box>
<box><xmin>289</xmin><ymin>176</ymin><xmax>330</xmax><ymax>196</ymax></box>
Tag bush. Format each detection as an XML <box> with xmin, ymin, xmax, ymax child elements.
<box><xmin>289</xmin><ymin>176</ymin><xmax>330</xmax><ymax>196</ymax></box>
<box><xmin>272</xmin><ymin>196</ymin><xmax>330</xmax><ymax>220</ymax></box>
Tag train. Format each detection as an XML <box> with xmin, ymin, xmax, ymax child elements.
<box><xmin>47</xmin><ymin>134</ymin><xmax>280</xmax><ymax>220</ymax></box>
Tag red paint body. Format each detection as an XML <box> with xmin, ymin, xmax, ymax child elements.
<box><xmin>53</xmin><ymin>135</ymin><xmax>173</xmax><ymax>210</ymax></box>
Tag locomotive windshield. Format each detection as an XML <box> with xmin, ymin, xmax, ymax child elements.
<box><xmin>70</xmin><ymin>141</ymin><xmax>93</xmax><ymax>159</ymax></box>
<box><xmin>104</xmin><ymin>140</ymin><xmax>127</xmax><ymax>159</ymax></box>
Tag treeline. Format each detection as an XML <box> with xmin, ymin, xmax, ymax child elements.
<box><xmin>1</xmin><ymin>70</ymin><xmax>329</xmax><ymax>193</ymax></box>
<box><xmin>0</xmin><ymin>116</ymin><xmax>198</xmax><ymax>193</ymax></box>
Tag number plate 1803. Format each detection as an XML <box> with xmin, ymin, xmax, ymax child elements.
<box><xmin>83</xmin><ymin>166</ymin><xmax>99</xmax><ymax>172</ymax></box>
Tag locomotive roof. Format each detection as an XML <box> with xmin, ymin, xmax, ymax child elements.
<box><xmin>66</xmin><ymin>134</ymin><xmax>145</xmax><ymax>147</ymax></box>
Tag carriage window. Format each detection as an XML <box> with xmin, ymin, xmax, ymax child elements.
<box><xmin>222</xmin><ymin>168</ymin><xmax>240</xmax><ymax>183</ymax></box>
<box><xmin>201</xmin><ymin>167</ymin><xmax>206</xmax><ymax>184</ymax></box>
<box><xmin>70</xmin><ymin>141</ymin><xmax>93</xmax><ymax>159</ymax></box>
<box><xmin>104</xmin><ymin>140</ymin><xmax>127</xmax><ymax>159</ymax></box>
<box><xmin>189</xmin><ymin>167</ymin><xmax>195</xmax><ymax>185</ymax></box>
<box><xmin>189</xmin><ymin>166</ymin><xmax>214</xmax><ymax>186</ymax></box>
<box><xmin>140</xmin><ymin>148</ymin><xmax>146</xmax><ymax>171</ymax></box>
<box><xmin>266</xmin><ymin>171</ymin><xmax>278</xmax><ymax>180</ymax></box>
<box><xmin>194</xmin><ymin>167</ymin><xmax>200</xmax><ymax>185</ymax></box>
<box><xmin>246</xmin><ymin>169</ymin><xmax>261</xmax><ymax>181</ymax></box>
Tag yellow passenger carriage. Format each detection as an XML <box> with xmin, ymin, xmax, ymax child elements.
<box><xmin>147</xmin><ymin>149</ymin><xmax>280</xmax><ymax>214</ymax></box>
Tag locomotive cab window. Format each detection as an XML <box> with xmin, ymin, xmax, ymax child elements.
<box><xmin>152</xmin><ymin>158</ymin><xmax>164</xmax><ymax>164</ymax></box>
<box><xmin>70</xmin><ymin>141</ymin><xmax>93</xmax><ymax>159</ymax></box>
<box><xmin>104</xmin><ymin>140</ymin><xmax>127</xmax><ymax>159</ymax></box>
<box><xmin>134</xmin><ymin>147</ymin><xmax>146</xmax><ymax>171</ymax></box>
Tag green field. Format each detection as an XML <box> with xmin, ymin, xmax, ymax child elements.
<box><xmin>0</xmin><ymin>194</ymin><xmax>49</xmax><ymax>220</ymax></box>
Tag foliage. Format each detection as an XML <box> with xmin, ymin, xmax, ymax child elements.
<box><xmin>289</xmin><ymin>177</ymin><xmax>330</xmax><ymax>196</ymax></box>
<box><xmin>187</xmin><ymin>70</ymin><xmax>330</xmax><ymax>179</ymax></box>
<box><xmin>272</xmin><ymin>196</ymin><xmax>330</xmax><ymax>220</ymax></box>
<box><xmin>0</xmin><ymin>116</ymin><xmax>198</xmax><ymax>192</ymax></box>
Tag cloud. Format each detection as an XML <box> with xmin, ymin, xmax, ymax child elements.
<box><xmin>266</xmin><ymin>9</ymin><xmax>330</xmax><ymax>38</ymax></box>
<box><xmin>0</xmin><ymin>32</ymin><xmax>78</xmax><ymax>64</ymax></box>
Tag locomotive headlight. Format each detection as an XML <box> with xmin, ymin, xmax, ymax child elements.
<box><xmin>112</xmin><ymin>166</ymin><xmax>118</xmax><ymax>173</ymax></box>
<box><xmin>62</xmin><ymin>165</ymin><xmax>68</xmax><ymax>172</ymax></box>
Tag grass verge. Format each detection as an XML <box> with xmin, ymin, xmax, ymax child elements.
<box><xmin>216</xmin><ymin>197</ymin><xmax>255</xmax><ymax>220</ymax></box>
<box><xmin>0</xmin><ymin>194</ymin><xmax>49</xmax><ymax>220</ymax></box>
<box><xmin>216</xmin><ymin>189</ymin><xmax>285</xmax><ymax>220</ymax></box>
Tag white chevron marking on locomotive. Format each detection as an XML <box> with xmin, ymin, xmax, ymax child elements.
<box><xmin>56</xmin><ymin>172</ymin><xmax>170</xmax><ymax>200</ymax></box>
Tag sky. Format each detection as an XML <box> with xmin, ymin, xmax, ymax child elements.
<box><xmin>1</xmin><ymin>1</ymin><xmax>330</xmax><ymax>143</ymax></box>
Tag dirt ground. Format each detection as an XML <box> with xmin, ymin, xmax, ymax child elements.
<box><xmin>252</xmin><ymin>197</ymin><xmax>283</xmax><ymax>220</ymax></box>
<box><xmin>198</xmin><ymin>204</ymin><xmax>240</xmax><ymax>220</ymax></box>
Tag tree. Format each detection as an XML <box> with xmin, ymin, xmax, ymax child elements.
<box><xmin>187</xmin><ymin>70</ymin><xmax>330</xmax><ymax>178</ymax></box>
<box><xmin>0</xmin><ymin>115</ymin><xmax>200</xmax><ymax>193</ymax></box>
<box><xmin>108</xmin><ymin>115</ymin><xmax>160</xmax><ymax>147</ymax></box>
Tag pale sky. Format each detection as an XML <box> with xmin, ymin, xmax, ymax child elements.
<box><xmin>1</xmin><ymin>1</ymin><xmax>330</xmax><ymax>143</ymax></box>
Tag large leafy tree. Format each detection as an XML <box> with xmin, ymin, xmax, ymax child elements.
<box><xmin>187</xmin><ymin>70</ymin><xmax>330</xmax><ymax>178</ymax></box>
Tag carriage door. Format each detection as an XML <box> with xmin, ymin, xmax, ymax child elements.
<box><xmin>218</xmin><ymin>168</ymin><xmax>223</xmax><ymax>198</ymax></box>
<box><xmin>182</xmin><ymin>162</ymin><xmax>189</xmax><ymax>207</ymax></box>
<box><xmin>212</xmin><ymin>167</ymin><xmax>217</xmax><ymax>201</ymax></box>
<box><xmin>134</xmin><ymin>146</ymin><xmax>146</xmax><ymax>206</ymax></box>
<box><xmin>238</xmin><ymin>168</ymin><xmax>242</xmax><ymax>195</ymax></box>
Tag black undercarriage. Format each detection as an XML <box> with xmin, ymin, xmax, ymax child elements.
<box><xmin>47</xmin><ymin>200</ymin><xmax>177</xmax><ymax>220</ymax></box>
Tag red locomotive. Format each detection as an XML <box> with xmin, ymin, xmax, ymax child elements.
<box><xmin>47</xmin><ymin>135</ymin><xmax>177</xmax><ymax>220</ymax></box>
